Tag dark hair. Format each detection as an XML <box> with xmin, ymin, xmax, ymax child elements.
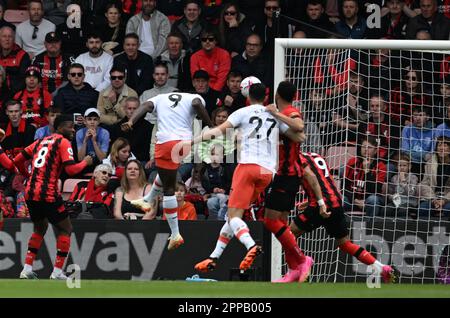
<box><xmin>28</xmin><ymin>0</ymin><xmax>43</xmax><ymax>8</ymax></box>
<box><xmin>124</xmin><ymin>32</ymin><xmax>139</xmax><ymax>42</ymax></box>
<box><xmin>227</xmin><ymin>70</ymin><xmax>243</xmax><ymax>80</ymax></box>
<box><xmin>105</xmin><ymin>1</ymin><xmax>123</xmax><ymax>13</ymax></box>
<box><xmin>249</xmin><ymin>83</ymin><xmax>266</xmax><ymax>102</ymax></box>
<box><xmin>110</xmin><ymin>65</ymin><xmax>126</xmax><ymax>75</ymax></box>
<box><xmin>211</xmin><ymin>106</ymin><xmax>229</xmax><ymax>125</ymax></box>
<box><xmin>307</xmin><ymin>0</ymin><xmax>324</xmax><ymax>6</ymax></box>
<box><xmin>176</xmin><ymin>181</ymin><xmax>187</xmax><ymax>192</ymax></box>
<box><xmin>412</xmin><ymin>104</ymin><xmax>431</xmax><ymax>116</ymax></box>
<box><xmin>5</xmin><ymin>99</ymin><xmax>21</xmax><ymax>110</ymax></box>
<box><xmin>184</xmin><ymin>0</ymin><xmax>201</xmax><ymax>8</ymax></box>
<box><xmin>47</xmin><ymin>105</ymin><xmax>62</xmax><ymax>114</ymax></box>
<box><xmin>154</xmin><ymin>60</ymin><xmax>169</xmax><ymax>73</ymax></box>
<box><xmin>276</xmin><ymin>81</ymin><xmax>297</xmax><ymax>102</ymax></box>
<box><xmin>53</xmin><ymin>114</ymin><xmax>73</xmax><ymax>130</ymax></box>
<box><xmin>86</xmin><ymin>31</ymin><xmax>102</xmax><ymax>40</ymax></box>
<box><xmin>167</xmin><ymin>31</ymin><xmax>184</xmax><ymax>42</ymax></box>
<box><xmin>361</xmin><ymin>135</ymin><xmax>378</xmax><ymax>147</ymax></box>
<box><xmin>200</xmin><ymin>27</ymin><xmax>218</xmax><ymax>41</ymax></box>
<box><xmin>392</xmin><ymin>152</ymin><xmax>410</xmax><ymax>163</ymax></box>
<box><xmin>69</xmin><ymin>63</ymin><xmax>85</xmax><ymax>72</ymax></box>
<box><xmin>218</xmin><ymin>2</ymin><xmax>242</xmax><ymax>47</ymax></box>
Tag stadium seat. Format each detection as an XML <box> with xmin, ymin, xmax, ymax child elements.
<box><xmin>326</xmin><ymin>146</ymin><xmax>357</xmax><ymax>172</ymax></box>
<box><xmin>62</xmin><ymin>178</ymin><xmax>89</xmax><ymax>201</ymax></box>
<box><xmin>4</xmin><ymin>10</ymin><xmax>29</xmax><ymax>26</ymax></box>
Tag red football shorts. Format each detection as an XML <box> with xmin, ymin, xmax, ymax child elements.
<box><xmin>227</xmin><ymin>164</ymin><xmax>273</xmax><ymax>210</ymax></box>
<box><xmin>155</xmin><ymin>140</ymin><xmax>191</xmax><ymax>170</ymax></box>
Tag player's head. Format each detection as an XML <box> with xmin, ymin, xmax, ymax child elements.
<box><xmin>54</xmin><ymin>114</ymin><xmax>75</xmax><ymax>140</ymax></box>
<box><xmin>248</xmin><ymin>83</ymin><xmax>266</xmax><ymax>104</ymax></box>
<box><xmin>275</xmin><ymin>81</ymin><xmax>297</xmax><ymax>104</ymax></box>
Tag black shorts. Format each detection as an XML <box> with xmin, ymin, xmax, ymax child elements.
<box><xmin>26</xmin><ymin>200</ymin><xmax>69</xmax><ymax>225</ymax></box>
<box><xmin>293</xmin><ymin>205</ymin><xmax>348</xmax><ymax>239</ymax></box>
<box><xmin>265</xmin><ymin>175</ymin><xmax>300</xmax><ymax>212</ymax></box>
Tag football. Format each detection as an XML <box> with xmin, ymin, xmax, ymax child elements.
<box><xmin>240</xmin><ymin>76</ymin><xmax>261</xmax><ymax>98</ymax></box>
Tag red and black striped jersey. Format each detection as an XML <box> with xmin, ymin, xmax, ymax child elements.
<box><xmin>32</xmin><ymin>53</ymin><xmax>73</xmax><ymax>94</ymax></box>
<box><xmin>13</xmin><ymin>88</ymin><xmax>52</xmax><ymax>128</ymax></box>
<box><xmin>277</xmin><ymin>105</ymin><xmax>301</xmax><ymax>176</ymax></box>
<box><xmin>22</xmin><ymin>134</ymin><xmax>76</xmax><ymax>202</ymax></box>
<box><xmin>296</xmin><ymin>152</ymin><xmax>342</xmax><ymax>208</ymax></box>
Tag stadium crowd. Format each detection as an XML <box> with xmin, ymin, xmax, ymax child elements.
<box><xmin>0</xmin><ymin>0</ymin><xmax>449</xmax><ymax>221</ymax></box>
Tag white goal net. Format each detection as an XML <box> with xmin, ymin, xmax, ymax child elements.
<box><xmin>274</xmin><ymin>39</ymin><xmax>450</xmax><ymax>284</ymax></box>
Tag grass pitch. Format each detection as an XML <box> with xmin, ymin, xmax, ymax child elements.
<box><xmin>0</xmin><ymin>280</ymin><xmax>448</xmax><ymax>298</ymax></box>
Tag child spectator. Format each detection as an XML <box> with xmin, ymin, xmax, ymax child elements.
<box><xmin>164</xmin><ymin>182</ymin><xmax>197</xmax><ymax>221</ymax></box>
<box><xmin>383</xmin><ymin>153</ymin><xmax>419</xmax><ymax>218</ymax></box>
<box><xmin>401</xmin><ymin>105</ymin><xmax>434</xmax><ymax>175</ymax></box>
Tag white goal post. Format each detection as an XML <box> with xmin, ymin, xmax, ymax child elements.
<box><xmin>272</xmin><ymin>39</ymin><xmax>450</xmax><ymax>283</ymax></box>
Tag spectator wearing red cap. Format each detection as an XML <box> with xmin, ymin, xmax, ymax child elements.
<box><xmin>32</xmin><ymin>31</ymin><xmax>74</xmax><ymax>94</ymax></box>
<box><xmin>13</xmin><ymin>66</ymin><xmax>53</xmax><ymax>128</ymax></box>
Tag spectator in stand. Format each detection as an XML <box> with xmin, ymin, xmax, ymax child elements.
<box><xmin>433</xmin><ymin>80</ymin><xmax>450</xmax><ymax>129</ymax></box>
<box><xmin>68</xmin><ymin>163</ymin><xmax>115</xmax><ymax>218</ymax></box>
<box><xmin>0</xmin><ymin>26</ymin><xmax>31</xmax><ymax>95</ymax></box>
<box><xmin>15</xmin><ymin>0</ymin><xmax>56</xmax><ymax>59</ymax></box>
<box><xmin>56</xmin><ymin>3</ymin><xmax>89</xmax><ymax>57</ymax></box>
<box><xmin>368</xmin><ymin>0</ymin><xmax>412</xmax><ymax>39</ymax></box>
<box><xmin>190</xmin><ymin>28</ymin><xmax>231</xmax><ymax>92</ymax></box>
<box><xmin>113</xmin><ymin>33</ymin><xmax>154</xmax><ymax>95</ymax></box>
<box><xmin>98</xmin><ymin>2</ymin><xmax>126</xmax><ymax>56</ymax></box>
<box><xmin>171</xmin><ymin>0</ymin><xmax>209</xmax><ymax>55</ymax></box>
<box><xmin>300</xmin><ymin>0</ymin><xmax>335</xmax><ymax>38</ymax></box>
<box><xmin>344</xmin><ymin>136</ymin><xmax>387</xmax><ymax>216</ymax></box>
<box><xmin>358</xmin><ymin>94</ymin><xmax>401</xmax><ymax>160</ymax></box>
<box><xmin>34</xmin><ymin>105</ymin><xmax>61</xmax><ymax>139</ymax></box>
<box><xmin>0</xmin><ymin>3</ymin><xmax>15</xmax><ymax>30</ymax></box>
<box><xmin>156</xmin><ymin>0</ymin><xmax>184</xmax><ymax>23</ymax></box>
<box><xmin>172</xmin><ymin>182</ymin><xmax>197</xmax><ymax>220</ymax></box>
<box><xmin>75</xmin><ymin>32</ymin><xmax>113</xmax><ymax>92</ymax></box>
<box><xmin>367</xmin><ymin>47</ymin><xmax>401</xmax><ymax>93</ymax></box>
<box><xmin>236</xmin><ymin>0</ymin><xmax>266</xmax><ymax>27</ymax></box>
<box><xmin>204</xmin><ymin>146</ymin><xmax>233</xmax><ymax>221</ymax></box>
<box><xmin>254</xmin><ymin>0</ymin><xmax>289</xmax><ymax>55</ymax></box>
<box><xmin>192</xmin><ymin>69</ymin><xmax>222</xmax><ymax>117</ymax></box>
<box><xmin>2</xmin><ymin>100</ymin><xmax>36</xmax><ymax>158</ymax></box>
<box><xmin>76</xmin><ymin>107</ymin><xmax>109</xmax><ymax>165</ymax></box>
<box><xmin>0</xmin><ymin>65</ymin><xmax>10</xmax><ymax>125</ymax></box>
<box><xmin>114</xmin><ymin>159</ymin><xmax>152</xmax><ymax>220</ymax></box>
<box><xmin>401</xmin><ymin>105</ymin><xmax>434</xmax><ymax>175</ymax></box>
<box><xmin>32</xmin><ymin>31</ymin><xmax>73</xmax><ymax>95</ymax></box>
<box><xmin>157</xmin><ymin>32</ymin><xmax>192</xmax><ymax>91</ymax></box>
<box><xmin>220</xmin><ymin>70</ymin><xmax>246</xmax><ymax>114</ymax></box>
<box><xmin>335</xmin><ymin>0</ymin><xmax>367</xmax><ymax>39</ymax></box>
<box><xmin>217</xmin><ymin>2</ymin><xmax>253</xmax><ymax>58</ymax></box>
<box><xmin>406</xmin><ymin>0</ymin><xmax>450</xmax><ymax>40</ymax></box>
<box><xmin>125</xmin><ymin>0</ymin><xmax>170</xmax><ymax>60</ymax></box>
<box><xmin>383</xmin><ymin>152</ymin><xmax>419</xmax><ymax>218</ymax></box>
<box><xmin>53</xmin><ymin>63</ymin><xmax>99</xmax><ymax>121</ymax></box>
<box><xmin>42</xmin><ymin>0</ymin><xmax>70</xmax><ymax>27</ymax></box>
<box><xmin>418</xmin><ymin>136</ymin><xmax>450</xmax><ymax>219</ymax></box>
<box><xmin>71</xmin><ymin>0</ymin><xmax>110</xmax><ymax>27</ymax></box>
<box><xmin>103</xmin><ymin>137</ymin><xmax>136</xmax><ymax>179</ymax></box>
<box><xmin>120</xmin><ymin>0</ymin><xmax>142</xmax><ymax>24</ymax></box>
<box><xmin>13</xmin><ymin>66</ymin><xmax>53</xmax><ymax>128</ymax></box>
<box><xmin>110</xmin><ymin>96</ymin><xmax>152</xmax><ymax>165</ymax></box>
<box><xmin>390</xmin><ymin>66</ymin><xmax>432</xmax><ymax>127</ymax></box>
<box><xmin>231</xmin><ymin>33</ymin><xmax>272</xmax><ymax>89</ymax></box>
<box><xmin>97</xmin><ymin>65</ymin><xmax>138</xmax><ymax>127</ymax></box>
<box><xmin>198</xmin><ymin>107</ymin><xmax>236</xmax><ymax>165</ymax></box>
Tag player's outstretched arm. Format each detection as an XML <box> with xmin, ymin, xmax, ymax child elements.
<box><xmin>192</xmin><ymin>98</ymin><xmax>214</xmax><ymax>128</ymax></box>
<box><xmin>303</xmin><ymin>165</ymin><xmax>331</xmax><ymax>218</ymax></box>
<box><xmin>283</xmin><ymin>127</ymin><xmax>306</xmax><ymax>143</ymax></box>
<box><xmin>192</xmin><ymin>121</ymin><xmax>234</xmax><ymax>145</ymax></box>
<box><xmin>0</xmin><ymin>151</ymin><xmax>15</xmax><ymax>172</ymax></box>
<box><xmin>64</xmin><ymin>155</ymin><xmax>94</xmax><ymax>176</ymax></box>
<box><xmin>122</xmin><ymin>101</ymin><xmax>155</xmax><ymax>131</ymax></box>
<box><xmin>266</xmin><ymin>104</ymin><xmax>304</xmax><ymax>132</ymax></box>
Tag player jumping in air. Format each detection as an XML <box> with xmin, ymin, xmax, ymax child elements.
<box><xmin>13</xmin><ymin>114</ymin><xmax>93</xmax><ymax>279</ymax></box>
<box><xmin>291</xmin><ymin>152</ymin><xmax>395</xmax><ymax>283</ymax></box>
<box><xmin>121</xmin><ymin>92</ymin><xmax>213</xmax><ymax>250</ymax></box>
<box><xmin>193</xmin><ymin>83</ymin><xmax>305</xmax><ymax>271</ymax></box>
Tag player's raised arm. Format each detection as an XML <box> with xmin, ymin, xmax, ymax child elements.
<box><xmin>302</xmin><ymin>165</ymin><xmax>331</xmax><ymax>218</ymax></box>
<box><xmin>192</xmin><ymin>97</ymin><xmax>214</xmax><ymax>128</ymax></box>
<box><xmin>122</xmin><ymin>100</ymin><xmax>155</xmax><ymax>131</ymax></box>
<box><xmin>192</xmin><ymin>120</ymin><xmax>234</xmax><ymax>145</ymax></box>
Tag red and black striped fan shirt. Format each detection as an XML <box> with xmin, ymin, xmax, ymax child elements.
<box><xmin>296</xmin><ymin>152</ymin><xmax>342</xmax><ymax>209</ymax></box>
<box><xmin>22</xmin><ymin>134</ymin><xmax>76</xmax><ymax>202</ymax></box>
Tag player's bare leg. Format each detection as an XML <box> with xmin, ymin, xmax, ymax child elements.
<box><xmin>20</xmin><ymin>219</ymin><xmax>49</xmax><ymax>279</ymax></box>
<box><xmin>49</xmin><ymin>217</ymin><xmax>73</xmax><ymax>280</ymax></box>
<box><xmin>158</xmin><ymin>167</ymin><xmax>184</xmax><ymax>250</ymax></box>
<box><xmin>265</xmin><ymin>209</ymin><xmax>306</xmax><ymax>283</ymax></box>
<box><xmin>227</xmin><ymin>207</ymin><xmax>262</xmax><ymax>271</ymax></box>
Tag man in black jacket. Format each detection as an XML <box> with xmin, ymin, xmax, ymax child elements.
<box><xmin>406</xmin><ymin>0</ymin><xmax>450</xmax><ymax>39</ymax></box>
<box><xmin>113</xmin><ymin>33</ymin><xmax>154</xmax><ymax>96</ymax></box>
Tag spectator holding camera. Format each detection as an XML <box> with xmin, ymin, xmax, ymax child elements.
<box><xmin>76</xmin><ymin>108</ymin><xmax>109</xmax><ymax>164</ymax></box>
<box><xmin>103</xmin><ymin>137</ymin><xmax>136</xmax><ymax>179</ymax></box>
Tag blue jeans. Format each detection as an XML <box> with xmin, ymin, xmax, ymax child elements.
<box><xmin>343</xmin><ymin>195</ymin><xmax>383</xmax><ymax>216</ymax></box>
<box><xmin>418</xmin><ymin>200</ymin><xmax>450</xmax><ymax>219</ymax></box>
<box><xmin>207</xmin><ymin>193</ymin><xmax>228</xmax><ymax>220</ymax></box>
